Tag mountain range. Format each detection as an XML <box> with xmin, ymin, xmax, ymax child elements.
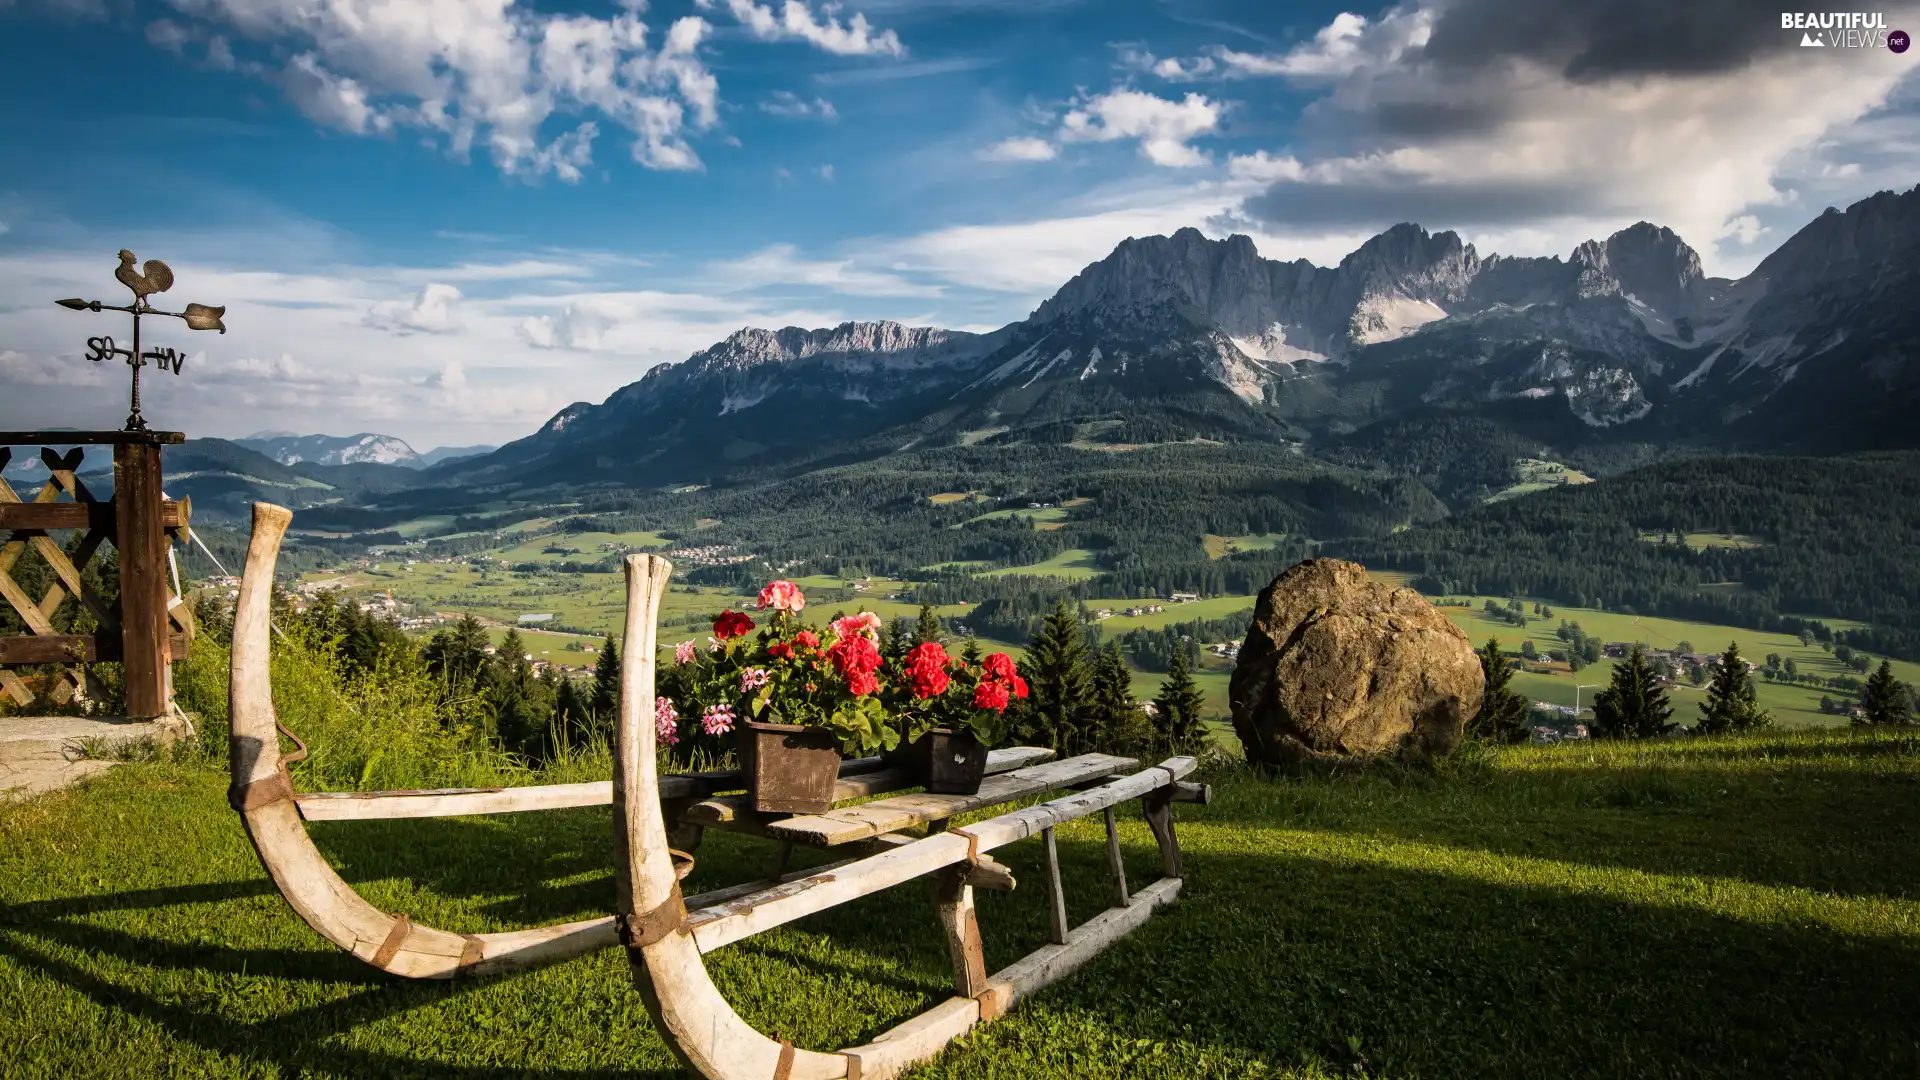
<box><xmin>431</xmin><ymin>185</ymin><xmax>1916</xmax><ymax>490</ymax></box>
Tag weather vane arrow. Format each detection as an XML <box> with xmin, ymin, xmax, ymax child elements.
<box><xmin>55</xmin><ymin>249</ymin><xmax>227</xmax><ymax>432</ymax></box>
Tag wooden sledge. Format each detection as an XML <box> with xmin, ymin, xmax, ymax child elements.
<box><xmin>227</xmin><ymin>503</ymin><xmax>1206</xmax><ymax>1078</ymax></box>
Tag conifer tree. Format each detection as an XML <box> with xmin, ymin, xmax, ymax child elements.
<box><xmin>1696</xmin><ymin>642</ymin><xmax>1771</xmax><ymax>734</ymax></box>
<box><xmin>588</xmin><ymin>634</ymin><xmax>621</xmax><ymax>730</ymax></box>
<box><xmin>960</xmin><ymin>635</ymin><xmax>982</xmax><ymax>666</ymax></box>
<box><xmin>553</xmin><ymin>675</ymin><xmax>591</xmax><ymax>750</ymax></box>
<box><xmin>913</xmin><ymin>604</ymin><xmax>944</xmax><ymax>646</ymax></box>
<box><xmin>424</xmin><ymin>614</ymin><xmax>489</xmax><ymax>685</ymax></box>
<box><xmin>1089</xmin><ymin>641</ymin><xmax>1139</xmax><ymax>753</ymax></box>
<box><xmin>882</xmin><ymin>616</ymin><xmax>912</xmax><ymax>663</ymax></box>
<box><xmin>1591</xmin><ymin>645</ymin><xmax>1674</xmax><ymax>738</ymax></box>
<box><xmin>1018</xmin><ymin>600</ymin><xmax>1094</xmax><ymax>754</ymax></box>
<box><xmin>1859</xmin><ymin>660</ymin><xmax>1915</xmax><ymax>726</ymax></box>
<box><xmin>1471</xmin><ymin>638</ymin><xmax>1531</xmax><ymax>744</ymax></box>
<box><xmin>1153</xmin><ymin>647</ymin><xmax>1208</xmax><ymax>753</ymax></box>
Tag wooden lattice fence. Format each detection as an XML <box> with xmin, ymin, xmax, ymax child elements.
<box><xmin>0</xmin><ymin>431</ymin><xmax>192</xmax><ymax>717</ymax></box>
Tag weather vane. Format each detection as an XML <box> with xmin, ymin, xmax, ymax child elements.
<box><xmin>56</xmin><ymin>250</ymin><xmax>227</xmax><ymax>431</ymax></box>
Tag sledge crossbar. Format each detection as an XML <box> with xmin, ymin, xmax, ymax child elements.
<box><xmin>290</xmin><ymin>755</ymin><xmax>934</xmax><ymax>822</ymax></box>
<box><xmin>677</xmin><ymin>746</ymin><xmax>1059</xmax><ymax>833</ymax></box>
<box><xmin>684</xmin><ymin>758</ymin><xmax>1195</xmax><ymax>953</ymax></box>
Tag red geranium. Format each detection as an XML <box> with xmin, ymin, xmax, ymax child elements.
<box><xmin>972</xmin><ymin>679</ymin><xmax>1012</xmax><ymax>711</ymax></box>
<box><xmin>905</xmin><ymin>641</ymin><xmax>952</xmax><ymax>699</ymax></box>
<box><xmin>767</xmin><ymin>641</ymin><xmax>793</xmax><ymax>660</ymax></box>
<box><xmin>1010</xmin><ymin>675</ymin><xmax>1029</xmax><ymax>699</ymax></box>
<box><xmin>713</xmin><ymin>610</ymin><xmax>755</xmax><ymax>640</ymax></box>
<box><xmin>982</xmin><ymin>652</ymin><xmax>1018</xmax><ymax>681</ymax></box>
<box><xmin>847</xmin><ymin>671</ymin><xmax>880</xmax><ymax>696</ymax></box>
<box><xmin>827</xmin><ymin>632</ymin><xmax>882</xmax><ymax>680</ymax></box>
<box><xmin>795</xmin><ymin>630</ymin><xmax>820</xmax><ymax>648</ymax></box>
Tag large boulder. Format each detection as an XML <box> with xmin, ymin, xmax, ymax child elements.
<box><xmin>1230</xmin><ymin>559</ymin><xmax>1484</xmax><ymax>765</ymax></box>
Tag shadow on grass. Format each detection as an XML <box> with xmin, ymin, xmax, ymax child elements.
<box><xmin>911</xmin><ymin>843</ymin><xmax>1920</xmax><ymax>1079</ymax></box>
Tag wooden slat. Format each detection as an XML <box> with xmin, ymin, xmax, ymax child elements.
<box><xmin>0</xmin><ymin>501</ymin><xmax>187</xmax><ymax>531</ymax></box>
<box><xmin>680</xmin><ymin>745</ymin><xmax>1055</xmax><ymax>832</ymax></box>
<box><xmin>685</xmin><ymin>758</ymin><xmax>1192</xmax><ymax>953</ymax></box>
<box><xmin>288</xmin><ymin>752</ymin><xmax>923</xmax><ymax>823</ymax></box>
<box><xmin>764</xmin><ymin>752</ymin><xmax>1137</xmax><ymax>847</ymax></box>
<box><xmin>0</xmin><ymin>632</ymin><xmax>190</xmax><ymax>665</ymax></box>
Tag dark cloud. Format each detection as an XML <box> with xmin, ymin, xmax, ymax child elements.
<box><xmin>1362</xmin><ymin>98</ymin><xmax>1517</xmax><ymax>139</ymax></box>
<box><xmin>1421</xmin><ymin>0</ymin><xmax>1798</xmax><ymax>82</ymax></box>
<box><xmin>1239</xmin><ymin>176</ymin><xmax>1619</xmax><ymax>232</ymax></box>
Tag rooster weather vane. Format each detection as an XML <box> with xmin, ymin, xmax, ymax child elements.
<box><xmin>56</xmin><ymin>250</ymin><xmax>227</xmax><ymax>431</ymax></box>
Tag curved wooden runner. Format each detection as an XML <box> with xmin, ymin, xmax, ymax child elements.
<box><xmin>228</xmin><ymin>503</ymin><xmax>615</xmax><ymax>977</ymax></box>
<box><xmin>226</xmin><ymin>503</ymin><xmax>1201</xmax><ymax>1077</ymax></box>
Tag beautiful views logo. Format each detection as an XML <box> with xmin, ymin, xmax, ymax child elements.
<box><xmin>1781</xmin><ymin>11</ymin><xmax>1907</xmax><ymax>48</ymax></box>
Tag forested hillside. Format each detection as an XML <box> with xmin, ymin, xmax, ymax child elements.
<box><xmin>1337</xmin><ymin>453</ymin><xmax>1920</xmax><ymax>659</ymax></box>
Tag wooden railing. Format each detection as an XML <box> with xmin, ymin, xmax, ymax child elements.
<box><xmin>0</xmin><ymin>430</ymin><xmax>192</xmax><ymax>717</ymax></box>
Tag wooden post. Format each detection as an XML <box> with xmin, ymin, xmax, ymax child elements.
<box><xmin>1143</xmin><ymin>789</ymin><xmax>1182</xmax><ymax>880</ymax></box>
<box><xmin>932</xmin><ymin>866</ymin><xmax>988</xmax><ymax>998</ymax></box>
<box><xmin>113</xmin><ymin>439</ymin><xmax>168</xmax><ymax>719</ymax></box>
<box><xmin>1103</xmin><ymin>806</ymin><xmax>1130</xmax><ymax>907</ymax></box>
<box><xmin>1042</xmin><ymin>826</ymin><xmax>1069</xmax><ymax>946</ymax></box>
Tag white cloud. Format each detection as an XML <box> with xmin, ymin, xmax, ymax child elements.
<box><xmin>1227</xmin><ymin>151</ymin><xmax>1305</xmax><ymax>183</ymax></box>
<box><xmin>1058</xmin><ymin>88</ymin><xmax>1222</xmax><ymax>168</ymax></box>
<box><xmin>719</xmin><ymin>0</ymin><xmax>906</xmax><ymax>57</ymax></box>
<box><xmin>817</xmin><ymin>163</ymin><xmax>835</xmax><ymax>181</ymax></box>
<box><xmin>759</xmin><ymin>90</ymin><xmax>838</xmax><ymax>119</ymax></box>
<box><xmin>706</xmin><ymin>243</ymin><xmax>943</xmax><ymax>297</ymax></box>
<box><xmin>151</xmin><ymin>0</ymin><xmax>722</xmax><ymax>177</ymax></box>
<box><xmin>365</xmin><ymin>283</ymin><xmax>464</xmax><ymax>335</ymax></box>
<box><xmin>977</xmin><ymin>136</ymin><xmax>1057</xmax><ymax>162</ymax></box>
<box><xmin>1218</xmin><ymin>1</ymin><xmax>1920</xmax><ymax>275</ymax></box>
<box><xmin>1115</xmin><ymin>45</ymin><xmax>1215</xmax><ymax>80</ymax></box>
<box><xmin>0</xmin><ymin>348</ymin><xmax>105</xmax><ymax>387</ymax></box>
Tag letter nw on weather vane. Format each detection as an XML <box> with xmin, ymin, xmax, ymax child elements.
<box><xmin>55</xmin><ymin>250</ymin><xmax>228</xmax><ymax>432</ymax></box>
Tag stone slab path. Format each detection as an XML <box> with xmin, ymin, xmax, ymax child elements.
<box><xmin>0</xmin><ymin>716</ymin><xmax>178</xmax><ymax>802</ymax></box>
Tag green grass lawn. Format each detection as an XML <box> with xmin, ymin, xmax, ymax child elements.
<box><xmin>961</xmin><ymin>507</ymin><xmax>1073</xmax><ymax>529</ymax></box>
<box><xmin>4</xmin><ymin>729</ymin><xmax>1918</xmax><ymax>1077</ymax></box>
<box><xmin>1638</xmin><ymin>531</ymin><xmax>1767</xmax><ymax>551</ymax></box>
<box><xmin>1201</xmin><ymin>534</ymin><xmax>1289</xmax><ymax>559</ymax></box>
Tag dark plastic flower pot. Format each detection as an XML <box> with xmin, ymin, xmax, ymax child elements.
<box><xmin>737</xmin><ymin>720</ymin><xmax>841</xmax><ymax>814</ymax></box>
<box><xmin>903</xmin><ymin>728</ymin><xmax>989</xmax><ymax>795</ymax></box>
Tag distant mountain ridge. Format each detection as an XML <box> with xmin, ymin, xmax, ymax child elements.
<box><xmin>439</xmin><ymin>184</ymin><xmax>1920</xmax><ymax>486</ymax></box>
<box><xmin>236</xmin><ymin>432</ymin><xmax>497</xmax><ymax>469</ymax></box>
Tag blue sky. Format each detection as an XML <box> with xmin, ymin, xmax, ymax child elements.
<box><xmin>0</xmin><ymin>0</ymin><xmax>1915</xmax><ymax>448</ymax></box>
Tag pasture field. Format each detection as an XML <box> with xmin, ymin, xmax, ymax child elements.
<box><xmin>961</xmin><ymin>506</ymin><xmax>1072</xmax><ymax>529</ymax></box>
<box><xmin>4</xmin><ymin>729</ymin><xmax>1915</xmax><ymax>1078</ymax></box>
<box><xmin>980</xmin><ymin>549</ymin><xmax>1102</xmax><ymax>580</ymax></box>
<box><xmin>1202</xmin><ymin>533</ymin><xmax>1289</xmax><ymax>559</ymax></box>
<box><xmin>495</xmin><ymin>530</ymin><xmax>670</xmax><ymax>566</ymax></box>
<box><xmin>1638</xmin><ymin>531</ymin><xmax>1767</xmax><ymax>551</ymax></box>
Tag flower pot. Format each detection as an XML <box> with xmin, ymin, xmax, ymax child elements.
<box><xmin>901</xmin><ymin>728</ymin><xmax>989</xmax><ymax>795</ymax></box>
<box><xmin>737</xmin><ymin>720</ymin><xmax>842</xmax><ymax>814</ymax></box>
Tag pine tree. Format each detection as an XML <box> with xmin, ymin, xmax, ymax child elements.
<box><xmin>913</xmin><ymin>604</ymin><xmax>944</xmax><ymax>647</ymax></box>
<box><xmin>960</xmin><ymin>635</ymin><xmax>982</xmax><ymax>666</ymax></box>
<box><xmin>1470</xmin><ymin>638</ymin><xmax>1530</xmax><ymax>744</ymax></box>
<box><xmin>425</xmin><ymin>614</ymin><xmax>490</xmax><ymax>685</ymax></box>
<box><xmin>1696</xmin><ymin>642</ymin><xmax>1771</xmax><ymax>734</ymax></box>
<box><xmin>1153</xmin><ymin>647</ymin><xmax>1208</xmax><ymax>754</ymax></box>
<box><xmin>1591</xmin><ymin>645</ymin><xmax>1674</xmax><ymax>739</ymax></box>
<box><xmin>588</xmin><ymin>634</ymin><xmax>621</xmax><ymax>731</ymax></box>
<box><xmin>1859</xmin><ymin>660</ymin><xmax>1914</xmax><ymax>726</ymax></box>
<box><xmin>1088</xmin><ymin>642</ymin><xmax>1140</xmax><ymax>754</ymax></box>
<box><xmin>1017</xmin><ymin>601</ymin><xmax>1095</xmax><ymax>754</ymax></box>
<box><xmin>553</xmin><ymin>676</ymin><xmax>592</xmax><ymax>750</ymax></box>
<box><xmin>882</xmin><ymin>616</ymin><xmax>912</xmax><ymax>663</ymax></box>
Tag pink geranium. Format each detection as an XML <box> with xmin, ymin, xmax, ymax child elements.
<box><xmin>701</xmin><ymin>703</ymin><xmax>736</xmax><ymax>736</ymax></box>
<box><xmin>675</xmin><ymin>640</ymin><xmax>698</xmax><ymax>664</ymax></box>
<box><xmin>757</xmin><ymin>580</ymin><xmax>806</xmax><ymax>613</ymax></box>
<box><xmin>655</xmin><ymin>697</ymin><xmax>680</xmax><ymax>746</ymax></box>
<box><xmin>740</xmin><ymin>667</ymin><xmax>770</xmax><ymax>692</ymax></box>
<box><xmin>830</xmin><ymin>611</ymin><xmax>883</xmax><ymax>642</ymax></box>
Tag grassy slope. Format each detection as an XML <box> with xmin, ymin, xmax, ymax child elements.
<box><xmin>3</xmin><ymin>730</ymin><xmax>1917</xmax><ymax>1077</ymax></box>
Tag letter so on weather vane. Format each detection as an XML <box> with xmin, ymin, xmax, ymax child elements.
<box><xmin>55</xmin><ymin>250</ymin><xmax>227</xmax><ymax>431</ymax></box>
